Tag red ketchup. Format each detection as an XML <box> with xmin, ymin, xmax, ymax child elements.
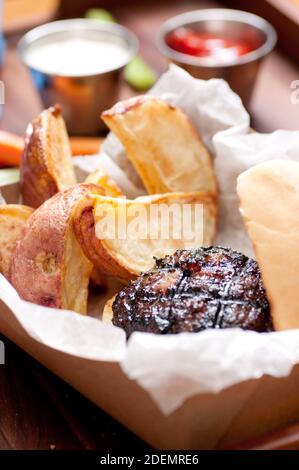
<box><xmin>166</xmin><ymin>28</ymin><xmax>256</xmax><ymax>62</ymax></box>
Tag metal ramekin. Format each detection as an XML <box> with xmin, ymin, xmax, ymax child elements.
<box><xmin>157</xmin><ymin>9</ymin><xmax>277</xmax><ymax>107</ymax></box>
<box><xmin>18</xmin><ymin>19</ymin><xmax>138</xmax><ymax>135</ymax></box>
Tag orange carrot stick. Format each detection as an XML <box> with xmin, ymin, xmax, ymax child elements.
<box><xmin>0</xmin><ymin>131</ymin><xmax>103</xmax><ymax>168</ymax></box>
<box><xmin>0</xmin><ymin>130</ymin><xmax>23</xmax><ymax>167</ymax></box>
<box><xmin>70</xmin><ymin>136</ymin><xmax>102</xmax><ymax>156</ymax></box>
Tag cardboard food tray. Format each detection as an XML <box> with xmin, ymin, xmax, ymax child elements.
<box><xmin>1</xmin><ymin>298</ymin><xmax>299</xmax><ymax>450</ymax></box>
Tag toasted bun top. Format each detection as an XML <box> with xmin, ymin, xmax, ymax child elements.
<box><xmin>237</xmin><ymin>159</ymin><xmax>299</xmax><ymax>331</ymax></box>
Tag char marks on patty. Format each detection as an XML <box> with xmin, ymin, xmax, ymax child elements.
<box><xmin>112</xmin><ymin>247</ymin><xmax>272</xmax><ymax>336</ymax></box>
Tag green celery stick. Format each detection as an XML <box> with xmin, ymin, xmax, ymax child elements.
<box><xmin>85</xmin><ymin>8</ymin><xmax>116</xmax><ymax>23</ymax></box>
<box><xmin>125</xmin><ymin>56</ymin><xmax>157</xmax><ymax>91</ymax></box>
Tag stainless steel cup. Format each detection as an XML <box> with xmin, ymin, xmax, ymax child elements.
<box><xmin>157</xmin><ymin>9</ymin><xmax>277</xmax><ymax>107</ymax></box>
<box><xmin>18</xmin><ymin>19</ymin><xmax>138</xmax><ymax>135</ymax></box>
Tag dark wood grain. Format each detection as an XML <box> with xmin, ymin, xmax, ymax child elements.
<box><xmin>1</xmin><ymin>0</ymin><xmax>299</xmax><ymax>451</ymax></box>
<box><xmin>0</xmin><ymin>334</ymin><xmax>148</xmax><ymax>450</ymax></box>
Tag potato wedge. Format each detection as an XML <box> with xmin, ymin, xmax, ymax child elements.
<box><xmin>0</xmin><ymin>204</ymin><xmax>34</xmax><ymax>278</ymax></box>
<box><xmin>237</xmin><ymin>160</ymin><xmax>299</xmax><ymax>331</ymax></box>
<box><xmin>102</xmin><ymin>96</ymin><xmax>217</xmax><ymax>197</ymax></box>
<box><xmin>73</xmin><ymin>191</ymin><xmax>216</xmax><ymax>281</ymax></box>
<box><xmin>10</xmin><ymin>184</ymin><xmax>103</xmax><ymax>314</ymax></box>
<box><xmin>21</xmin><ymin>104</ymin><xmax>76</xmax><ymax>208</ymax></box>
<box><xmin>102</xmin><ymin>296</ymin><xmax>115</xmax><ymax>324</ymax></box>
<box><xmin>85</xmin><ymin>169</ymin><xmax>124</xmax><ymax>290</ymax></box>
<box><xmin>85</xmin><ymin>169</ymin><xmax>123</xmax><ymax>198</ymax></box>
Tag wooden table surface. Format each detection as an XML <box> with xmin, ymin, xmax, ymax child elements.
<box><xmin>1</xmin><ymin>0</ymin><xmax>299</xmax><ymax>450</ymax></box>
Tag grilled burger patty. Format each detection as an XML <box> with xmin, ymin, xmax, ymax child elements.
<box><xmin>112</xmin><ymin>247</ymin><xmax>272</xmax><ymax>336</ymax></box>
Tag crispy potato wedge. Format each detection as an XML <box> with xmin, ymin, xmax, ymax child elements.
<box><xmin>85</xmin><ymin>169</ymin><xmax>124</xmax><ymax>290</ymax></box>
<box><xmin>102</xmin><ymin>96</ymin><xmax>217</xmax><ymax>197</ymax></box>
<box><xmin>85</xmin><ymin>169</ymin><xmax>123</xmax><ymax>198</ymax></box>
<box><xmin>10</xmin><ymin>184</ymin><xmax>103</xmax><ymax>314</ymax></box>
<box><xmin>73</xmin><ymin>191</ymin><xmax>216</xmax><ymax>281</ymax></box>
<box><xmin>0</xmin><ymin>204</ymin><xmax>34</xmax><ymax>278</ymax></box>
<box><xmin>102</xmin><ymin>296</ymin><xmax>115</xmax><ymax>324</ymax></box>
<box><xmin>237</xmin><ymin>160</ymin><xmax>299</xmax><ymax>331</ymax></box>
<box><xmin>21</xmin><ymin>104</ymin><xmax>76</xmax><ymax>208</ymax></box>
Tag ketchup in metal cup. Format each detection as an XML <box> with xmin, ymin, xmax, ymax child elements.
<box><xmin>166</xmin><ymin>27</ymin><xmax>257</xmax><ymax>62</ymax></box>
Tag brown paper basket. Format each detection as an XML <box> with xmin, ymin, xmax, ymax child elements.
<box><xmin>1</xmin><ymin>298</ymin><xmax>299</xmax><ymax>450</ymax></box>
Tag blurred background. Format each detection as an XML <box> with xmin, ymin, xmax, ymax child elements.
<box><xmin>0</xmin><ymin>0</ymin><xmax>299</xmax><ymax>150</ymax></box>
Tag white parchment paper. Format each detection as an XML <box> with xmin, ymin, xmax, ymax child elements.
<box><xmin>1</xmin><ymin>65</ymin><xmax>299</xmax><ymax>415</ymax></box>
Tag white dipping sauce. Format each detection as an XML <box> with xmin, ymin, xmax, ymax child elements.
<box><xmin>25</xmin><ymin>37</ymin><xmax>130</xmax><ymax>76</ymax></box>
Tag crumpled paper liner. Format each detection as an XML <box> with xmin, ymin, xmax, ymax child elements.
<box><xmin>1</xmin><ymin>65</ymin><xmax>299</xmax><ymax>416</ymax></box>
